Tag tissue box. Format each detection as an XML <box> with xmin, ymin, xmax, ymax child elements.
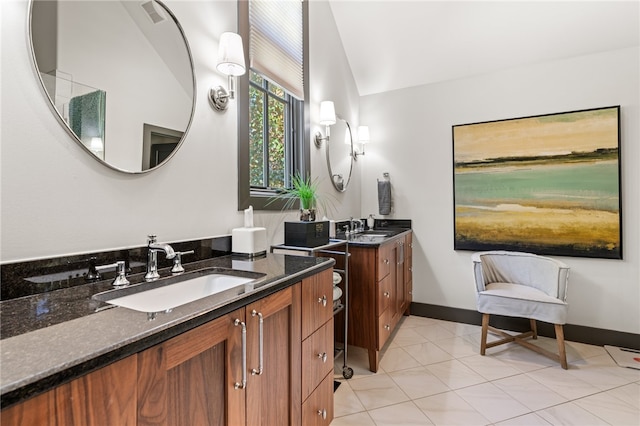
<box><xmin>284</xmin><ymin>221</ymin><xmax>329</xmax><ymax>247</ymax></box>
<box><xmin>232</xmin><ymin>227</ymin><xmax>267</xmax><ymax>257</ymax></box>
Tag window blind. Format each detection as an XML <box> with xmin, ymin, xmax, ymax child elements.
<box><xmin>249</xmin><ymin>0</ymin><xmax>304</xmax><ymax>100</ymax></box>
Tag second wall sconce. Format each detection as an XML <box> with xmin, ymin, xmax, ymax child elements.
<box><xmin>209</xmin><ymin>32</ymin><xmax>246</xmax><ymax>112</ymax></box>
<box><xmin>353</xmin><ymin>125</ymin><xmax>370</xmax><ymax>160</ymax></box>
<box><xmin>314</xmin><ymin>101</ymin><xmax>336</xmax><ymax>147</ymax></box>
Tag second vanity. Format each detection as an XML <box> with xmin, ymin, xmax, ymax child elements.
<box><xmin>1</xmin><ymin>253</ymin><xmax>336</xmax><ymax>425</ymax></box>
<box><xmin>341</xmin><ymin>226</ymin><xmax>413</xmax><ymax>373</ymax></box>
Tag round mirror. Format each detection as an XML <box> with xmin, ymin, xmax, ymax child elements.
<box><xmin>326</xmin><ymin>116</ymin><xmax>354</xmax><ymax>192</ymax></box>
<box><xmin>28</xmin><ymin>0</ymin><xmax>195</xmax><ymax>173</ymax></box>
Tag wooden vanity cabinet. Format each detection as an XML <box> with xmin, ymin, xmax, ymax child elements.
<box><xmin>137</xmin><ymin>284</ymin><xmax>301</xmax><ymax>426</ymax></box>
<box><xmin>347</xmin><ymin>231</ymin><xmax>412</xmax><ymax>372</ymax></box>
<box><xmin>1</xmin><ymin>356</ymin><xmax>137</xmax><ymax>425</ymax></box>
<box><xmin>2</xmin><ymin>268</ymin><xmax>335</xmax><ymax>426</ymax></box>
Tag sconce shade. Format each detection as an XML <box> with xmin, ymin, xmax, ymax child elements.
<box><xmin>216</xmin><ymin>32</ymin><xmax>246</xmax><ymax>76</ymax></box>
<box><xmin>319</xmin><ymin>101</ymin><xmax>336</xmax><ymax>126</ymax></box>
<box><xmin>358</xmin><ymin>126</ymin><xmax>370</xmax><ymax>144</ymax></box>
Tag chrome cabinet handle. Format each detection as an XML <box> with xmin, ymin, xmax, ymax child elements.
<box><xmin>234</xmin><ymin>319</ymin><xmax>247</xmax><ymax>390</ymax></box>
<box><xmin>318</xmin><ymin>295</ymin><xmax>327</xmax><ymax>307</ymax></box>
<box><xmin>317</xmin><ymin>409</ymin><xmax>327</xmax><ymax>419</ymax></box>
<box><xmin>317</xmin><ymin>352</ymin><xmax>328</xmax><ymax>363</ymax></box>
<box><xmin>251</xmin><ymin>310</ymin><xmax>264</xmax><ymax>375</ymax></box>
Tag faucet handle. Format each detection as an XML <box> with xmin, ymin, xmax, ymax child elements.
<box><xmin>96</xmin><ymin>260</ymin><xmax>130</xmax><ymax>288</ymax></box>
<box><xmin>85</xmin><ymin>257</ymin><xmax>101</xmax><ymax>282</ymax></box>
<box><xmin>171</xmin><ymin>250</ymin><xmax>195</xmax><ymax>274</ymax></box>
<box><xmin>147</xmin><ymin>234</ymin><xmax>157</xmax><ymax>244</ymax></box>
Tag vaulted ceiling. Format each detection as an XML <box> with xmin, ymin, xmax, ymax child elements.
<box><xmin>328</xmin><ymin>1</ymin><xmax>640</xmax><ymax>96</ymax></box>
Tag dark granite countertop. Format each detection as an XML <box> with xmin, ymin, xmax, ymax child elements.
<box><xmin>0</xmin><ymin>253</ymin><xmax>334</xmax><ymax>408</ymax></box>
<box><xmin>339</xmin><ymin>228</ymin><xmax>412</xmax><ymax>247</ymax></box>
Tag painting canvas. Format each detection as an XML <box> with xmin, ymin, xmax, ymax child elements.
<box><xmin>453</xmin><ymin>106</ymin><xmax>621</xmax><ymax>259</ymax></box>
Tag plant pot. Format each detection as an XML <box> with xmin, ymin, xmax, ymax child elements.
<box><xmin>299</xmin><ymin>208</ymin><xmax>316</xmax><ymax>221</ymax></box>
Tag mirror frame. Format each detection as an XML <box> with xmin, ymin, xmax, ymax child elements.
<box><xmin>326</xmin><ymin>116</ymin><xmax>354</xmax><ymax>192</ymax></box>
<box><xmin>27</xmin><ymin>0</ymin><xmax>197</xmax><ymax>174</ymax></box>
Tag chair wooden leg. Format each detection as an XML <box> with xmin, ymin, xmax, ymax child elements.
<box><xmin>530</xmin><ymin>319</ymin><xmax>538</xmax><ymax>339</ymax></box>
<box><xmin>480</xmin><ymin>314</ymin><xmax>490</xmax><ymax>355</ymax></box>
<box><xmin>555</xmin><ymin>324</ymin><xmax>568</xmax><ymax>369</ymax></box>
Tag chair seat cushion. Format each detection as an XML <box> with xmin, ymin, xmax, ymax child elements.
<box><xmin>477</xmin><ymin>282</ymin><xmax>568</xmax><ymax>324</ymax></box>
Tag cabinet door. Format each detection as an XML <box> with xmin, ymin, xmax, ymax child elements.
<box><xmin>395</xmin><ymin>239</ymin><xmax>406</xmax><ymax>317</ymax></box>
<box><xmin>302</xmin><ymin>318</ymin><xmax>334</xmax><ymax>401</ymax></box>
<box><xmin>301</xmin><ymin>373</ymin><xmax>334</xmax><ymax>426</ymax></box>
<box><xmin>2</xmin><ymin>356</ymin><xmax>137</xmax><ymax>426</ymax></box>
<box><xmin>377</xmin><ymin>273</ymin><xmax>392</xmax><ymax>316</ymax></box>
<box><xmin>404</xmin><ymin>233</ymin><xmax>413</xmax><ymax>314</ymax></box>
<box><xmin>245</xmin><ymin>284</ymin><xmax>302</xmax><ymax>426</ymax></box>
<box><xmin>301</xmin><ymin>268</ymin><xmax>333</xmax><ymax>340</ymax></box>
<box><xmin>137</xmin><ymin>308</ymin><xmax>245</xmax><ymax>426</ymax></box>
<box><xmin>377</xmin><ymin>242</ymin><xmax>393</xmax><ymax>280</ymax></box>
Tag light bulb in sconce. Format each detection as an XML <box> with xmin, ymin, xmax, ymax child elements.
<box><xmin>315</xmin><ymin>101</ymin><xmax>336</xmax><ymax>147</ymax></box>
<box><xmin>351</xmin><ymin>125</ymin><xmax>369</xmax><ymax>160</ymax></box>
<box><xmin>210</xmin><ymin>32</ymin><xmax>246</xmax><ymax>112</ymax></box>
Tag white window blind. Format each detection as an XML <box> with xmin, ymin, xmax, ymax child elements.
<box><xmin>249</xmin><ymin>0</ymin><xmax>304</xmax><ymax>100</ymax></box>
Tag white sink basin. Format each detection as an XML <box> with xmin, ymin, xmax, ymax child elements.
<box><xmin>99</xmin><ymin>273</ymin><xmax>258</xmax><ymax>313</ymax></box>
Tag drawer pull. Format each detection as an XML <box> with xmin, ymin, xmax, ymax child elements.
<box><xmin>383</xmin><ymin>291</ymin><xmax>390</xmax><ymax>298</ymax></box>
<box><xmin>318</xmin><ymin>352</ymin><xmax>328</xmax><ymax>363</ymax></box>
<box><xmin>233</xmin><ymin>319</ymin><xmax>247</xmax><ymax>390</ymax></box>
<box><xmin>251</xmin><ymin>310</ymin><xmax>264</xmax><ymax>376</ymax></box>
<box><xmin>318</xmin><ymin>295</ymin><xmax>328</xmax><ymax>307</ymax></box>
<box><xmin>384</xmin><ymin>259</ymin><xmax>390</xmax><ymax>265</ymax></box>
<box><xmin>317</xmin><ymin>409</ymin><xmax>327</xmax><ymax>420</ymax></box>
<box><xmin>384</xmin><ymin>324</ymin><xmax>390</xmax><ymax>330</ymax></box>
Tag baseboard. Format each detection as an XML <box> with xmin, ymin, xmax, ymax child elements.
<box><xmin>410</xmin><ymin>302</ymin><xmax>640</xmax><ymax>351</ymax></box>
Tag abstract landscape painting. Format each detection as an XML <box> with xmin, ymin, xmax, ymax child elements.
<box><xmin>453</xmin><ymin>106</ymin><xmax>621</xmax><ymax>259</ymax></box>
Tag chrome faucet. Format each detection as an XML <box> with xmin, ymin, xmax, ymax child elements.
<box><xmin>145</xmin><ymin>235</ymin><xmax>176</xmax><ymax>281</ymax></box>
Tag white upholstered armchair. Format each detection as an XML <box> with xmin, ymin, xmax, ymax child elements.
<box><xmin>472</xmin><ymin>251</ymin><xmax>570</xmax><ymax>369</ymax></box>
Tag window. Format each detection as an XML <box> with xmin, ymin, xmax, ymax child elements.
<box><xmin>238</xmin><ymin>0</ymin><xmax>309</xmax><ymax>210</ymax></box>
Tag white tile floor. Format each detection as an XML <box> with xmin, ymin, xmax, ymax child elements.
<box><xmin>332</xmin><ymin>315</ymin><xmax>640</xmax><ymax>426</ymax></box>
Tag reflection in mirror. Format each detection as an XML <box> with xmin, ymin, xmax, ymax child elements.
<box><xmin>326</xmin><ymin>117</ymin><xmax>354</xmax><ymax>192</ymax></box>
<box><xmin>29</xmin><ymin>0</ymin><xmax>195</xmax><ymax>173</ymax></box>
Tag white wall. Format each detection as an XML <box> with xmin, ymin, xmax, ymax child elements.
<box><xmin>359</xmin><ymin>47</ymin><xmax>640</xmax><ymax>334</ymax></box>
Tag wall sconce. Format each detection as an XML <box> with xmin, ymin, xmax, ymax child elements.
<box><xmin>209</xmin><ymin>32</ymin><xmax>246</xmax><ymax>112</ymax></box>
<box><xmin>314</xmin><ymin>101</ymin><xmax>336</xmax><ymax>147</ymax></box>
<box><xmin>353</xmin><ymin>125</ymin><xmax>370</xmax><ymax>160</ymax></box>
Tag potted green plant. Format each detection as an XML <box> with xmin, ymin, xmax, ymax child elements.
<box><xmin>269</xmin><ymin>172</ymin><xmax>325</xmax><ymax>221</ymax></box>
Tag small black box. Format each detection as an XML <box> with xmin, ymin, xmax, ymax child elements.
<box><xmin>284</xmin><ymin>221</ymin><xmax>329</xmax><ymax>247</ymax></box>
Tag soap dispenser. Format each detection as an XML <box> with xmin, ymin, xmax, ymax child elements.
<box><xmin>367</xmin><ymin>214</ymin><xmax>375</xmax><ymax>230</ymax></box>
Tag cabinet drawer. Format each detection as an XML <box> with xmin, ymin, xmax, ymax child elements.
<box><xmin>377</xmin><ymin>307</ymin><xmax>393</xmax><ymax>350</ymax></box>
<box><xmin>302</xmin><ymin>268</ymin><xmax>334</xmax><ymax>339</ymax></box>
<box><xmin>377</xmin><ymin>273</ymin><xmax>392</xmax><ymax>315</ymax></box>
<box><xmin>378</xmin><ymin>243</ymin><xmax>393</xmax><ymax>279</ymax></box>
<box><xmin>301</xmin><ymin>372</ymin><xmax>334</xmax><ymax>426</ymax></box>
<box><xmin>302</xmin><ymin>318</ymin><xmax>334</xmax><ymax>401</ymax></box>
